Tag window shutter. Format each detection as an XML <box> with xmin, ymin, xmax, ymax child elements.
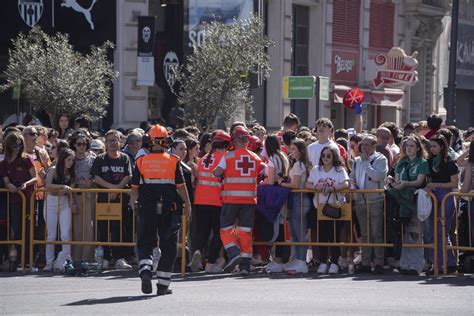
<box><xmin>333</xmin><ymin>0</ymin><xmax>360</xmax><ymax>45</ymax></box>
<box><xmin>369</xmin><ymin>0</ymin><xmax>394</xmax><ymax>50</ymax></box>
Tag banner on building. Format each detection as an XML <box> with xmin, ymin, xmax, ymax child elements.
<box><xmin>137</xmin><ymin>16</ymin><xmax>156</xmax><ymax>86</ymax></box>
<box><xmin>456</xmin><ymin>23</ymin><xmax>474</xmax><ymax>90</ymax></box>
<box><xmin>185</xmin><ymin>0</ymin><xmax>254</xmax><ymax>51</ymax></box>
<box><xmin>372</xmin><ymin>47</ymin><xmax>419</xmax><ymax>89</ymax></box>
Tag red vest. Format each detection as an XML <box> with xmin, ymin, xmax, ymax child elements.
<box><xmin>222</xmin><ymin>147</ymin><xmax>262</xmax><ymax>205</ymax></box>
<box><xmin>194</xmin><ymin>152</ymin><xmax>224</xmax><ymax>207</ymax></box>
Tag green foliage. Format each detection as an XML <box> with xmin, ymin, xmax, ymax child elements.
<box><xmin>171</xmin><ymin>16</ymin><xmax>273</xmax><ymax>131</ymax></box>
<box><xmin>0</xmin><ymin>27</ymin><xmax>118</xmax><ymax>124</ymax></box>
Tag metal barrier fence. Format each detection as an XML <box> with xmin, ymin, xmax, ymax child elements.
<box><xmin>28</xmin><ymin>188</ymin><xmax>188</xmax><ymax>276</ymax></box>
<box><xmin>441</xmin><ymin>192</ymin><xmax>474</xmax><ymax>275</ymax></box>
<box><xmin>0</xmin><ymin>189</ymin><xmax>27</xmax><ymax>271</ymax></box>
<box><xmin>253</xmin><ymin>189</ymin><xmax>440</xmax><ymax>276</ymax></box>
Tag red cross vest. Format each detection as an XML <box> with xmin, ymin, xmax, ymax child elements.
<box><xmin>194</xmin><ymin>151</ymin><xmax>224</xmax><ymax>207</ymax></box>
<box><xmin>222</xmin><ymin>147</ymin><xmax>262</xmax><ymax>205</ymax></box>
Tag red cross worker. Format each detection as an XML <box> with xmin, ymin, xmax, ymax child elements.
<box><xmin>213</xmin><ymin>126</ymin><xmax>264</xmax><ymax>275</ymax></box>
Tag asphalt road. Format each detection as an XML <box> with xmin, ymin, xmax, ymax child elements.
<box><xmin>1</xmin><ymin>269</ymin><xmax>473</xmax><ymax>315</ymax></box>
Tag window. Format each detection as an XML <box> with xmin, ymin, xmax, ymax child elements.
<box><xmin>369</xmin><ymin>0</ymin><xmax>395</xmax><ymax>50</ymax></box>
<box><xmin>332</xmin><ymin>0</ymin><xmax>360</xmax><ymax>46</ymax></box>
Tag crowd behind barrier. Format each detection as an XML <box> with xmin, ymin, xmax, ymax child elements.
<box><xmin>0</xmin><ymin>112</ymin><xmax>473</xmax><ymax>283</ymax></box>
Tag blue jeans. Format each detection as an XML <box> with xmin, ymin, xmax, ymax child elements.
<box><xmin>290</xmin><ymin>193</ymin><xmax>310</xmax><ymax>261</ymax></box>
<box><xmin>424</xmin><ymin>188</ymin><xmax>456</xmax><ymax>268</ymax></box>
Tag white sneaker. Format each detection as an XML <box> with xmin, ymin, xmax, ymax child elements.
<box><xmin>216</xmin><ymin>257</ymin><xmax>226</xmax><ymax>269</ymax></box>
<box><xmin>264</xmin><ymin>261</ymin><xmax>284</xmax><ymax>273</ymax></box>
<box><xmin>286</xmin><ymin>259</ymin><xmax>308</xmax><ymax>274</ymax></box>
<box><xmin>328</xmin><ymin>263</ymin><xmax>339</xmax><ymax>274</ymax></box>
<box><xmin>317</xmin><ymin>263</ymin><xmax>328</xmax><ymax>274</ymax></box>
<box><xmin>338</xmin><ymin>256</ymin><xmax>348</xmax><ymax>270</ymax></box>
<box><xmin>205</xmin><ymin>263</ymin><xmax>223</xmax><ymax>273</ymax></box>
<box><xmin>353</xmin><ymin>253</ymin><xmax>362</xmax><ymax>265</ymax></box>
<box><xmin>189</xmin><ymin>250</ymin><xmax>202</xmax><ymax>272</ymax></box>
<box><xmin>114</xmin><ymin>258</ymin><xmax>132</xmax><ymax>269</ymax></box>
<box><xmin>102</xmin><ymin>259</ymin><xmax>110</xmax><ymax>270</ymax></box>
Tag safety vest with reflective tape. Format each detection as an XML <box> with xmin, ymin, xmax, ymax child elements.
<box><xmin>222</xmin><ymin>147</ymin><xmax>262</xmax><ymax>205</ymax></box>
<box><xmin>194</xmin><ymin>151</ymin><xmax>224</xmax><ymax>206</ymax></box>
<box><xmin>135</xmin><ymin>152</ymin><xmax>179</xmax><ymax>186</ymax></box>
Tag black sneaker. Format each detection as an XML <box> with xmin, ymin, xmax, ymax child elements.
<box><xmin>156</xmin><ymin>284</ymin><xmax>173</xmax><ymax>296</ymax></box>
<box><xmin>223</xmin><ymin>255</ymin><xmax>241</xmax><ymax>273</ymax></box>
<box><xmin>406</xmin><ymin>269</ymin><xmax>419</xmax><ymax>276</ymax></box>
<box><xmin>355</xmin><ymin>265</ymin><xmax>371</xmax><ymax>274</ymax></box>
<box><xmin>140</xmin><ymin>271</ymin><xmax>153</xmax><ymax>294</ymax></box>
<box><xmin>372</xmin><ymin>265</ymin><xmax>384</xmax><ymax>274</ymax></box>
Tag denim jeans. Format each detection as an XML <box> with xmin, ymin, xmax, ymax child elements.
<box><xmin>290</xmin><ymin>193</ymin><xmax>310</xmax><ymax>261</ymax></box>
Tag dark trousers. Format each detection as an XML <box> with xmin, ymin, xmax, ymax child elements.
<box><xmin>194</xmin><ymin>204</ymin><xmax>222</xmax><ymax>264</ymax></box>
<box><xmin>318</xmin><ymin>221</ymin><xmax>342</xmax><ymax>263</ymax></box>
<box><xmin>137</xmin><ymin>198</ymin><xmax>179</xmax><ymax>287</ymax></box>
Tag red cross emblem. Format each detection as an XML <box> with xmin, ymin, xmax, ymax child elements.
<box><xmin>235</xmin><ymin>155</ymin><xmax>255</xmax><ymax>176</ymax></box>
<box><xmin>202</xmin><ymin>155</ymin><xmax>215</xmax><ymax>170</ymax></box>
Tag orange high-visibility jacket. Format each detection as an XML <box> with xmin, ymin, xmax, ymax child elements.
<box><xmin>194</xmin><ymin>151</ymin><xmax>224</xmax><ymax>207</ymax></box>
<box><xmin>222</xmin><ymin>147</ymin><xmax>262</xmax><ymax>205</ymax></box>
<box><xmin>133</xmin><ymin>152</ymin><xmax>183</xmax><ymax>187</ymax></box>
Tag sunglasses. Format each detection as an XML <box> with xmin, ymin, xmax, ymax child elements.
<box><xmin>322</xmin><ymin>153</ymin><xmax>332</xmax><ymax>158</ymax></box>
<box><xmin>12</xmin><ymin>144</ymin><xmax>23</xmax><ymax>149</ymax></box>
<box><xmin>75</xmin><ymin>142</ymin><xmax>87</xmax><ymax>147</ymax></box>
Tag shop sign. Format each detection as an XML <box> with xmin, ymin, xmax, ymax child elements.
<box><xmin>332</xmin><ymin>50</ymin><xmax>358</xmax><ymax>83</ymax></box>
<box><xmin>372</xmin><ymin>47</ymin><xmax>419</xmax><ymax>89</ymax></box>
<box><xmin>456</xmin><ymin>23</ymin><xmax>474</xmax><ymax>90</ymax></box>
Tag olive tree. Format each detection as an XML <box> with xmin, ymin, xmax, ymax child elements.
<box><xmin>171</xmin><ymin>16</ymin><xmax>273</xmax><ymax>131</ymax></box>
<box><xmin>0</xmin><ymin>27</ymin><xmax>118</xmax><ymax>126</ymax></box>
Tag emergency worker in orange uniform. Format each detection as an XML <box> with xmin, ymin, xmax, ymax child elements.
<box><xmin>190</xmin><ymin>130</ymin><xmax>232</xmax><ymax>273</ymax></box>
<box><xmin>130</xmin><ymin>125</ymin><xmax>191</xmax><ymax>296</ymax></box>
<box><xmin>213</xmin><ymin>127</ymin><xmax>264</xmax><ymax>274</ymax></box>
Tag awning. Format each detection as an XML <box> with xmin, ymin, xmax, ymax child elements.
<box><xmin>332</xmin><ymin>85</ymin><xmax>404</xmax><ymax>107</ymax></box>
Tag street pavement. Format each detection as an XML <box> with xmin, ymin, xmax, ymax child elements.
<box><xmin>0</xmin><ymin>269</ymin><xmax>473</xmax><ymax>315</ymax></box>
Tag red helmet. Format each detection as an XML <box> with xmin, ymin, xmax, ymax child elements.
<box><xmin>248</xmin><ymin>135</ymin><xmax>263</xmax><ymax>151</ymax></box>
<box><xmin>231</xmin><ymin>126</ymin><xmax>250</xmax><ymax>140</ymax></box>
<box><xmin>212</xmin><ymin>130</ymin><xmax>232</xmax><ymax>143</ymax></box>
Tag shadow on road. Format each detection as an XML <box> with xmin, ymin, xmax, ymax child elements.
<box><xmin>63</xmin><ymin>295</ymin><xmax>154</xmax><ymax>306</ymax></box>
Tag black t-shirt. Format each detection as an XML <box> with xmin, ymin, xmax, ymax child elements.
<box><xmin>90</xmin><ymin>152</ymin><xmax>131</xmax><ymax>185</ymax></box>
<box><xmin>428</xmin><ymin>156</ymin><xmax>459</xmax><ymax>183</ymax></box>
<box><xmin>90</xmin><ymin>152</ymin><xmax>131</xmax><ymax>203</ymax></box>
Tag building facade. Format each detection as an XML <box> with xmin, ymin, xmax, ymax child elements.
<box><xmin>1</xmin><ymin>0</ymin><xmax>467</xmax><ymax>131</ymax></box>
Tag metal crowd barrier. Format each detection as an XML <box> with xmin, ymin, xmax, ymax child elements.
<box><xmin>253</xmin><ymin>188</ymin><xmax>439</xmax><ymax>276</ymax></box>
<box><xmin>0</xmin><ymin>189</ymin><xmax>27</xmax><ymax>271</ymax></box>
<box><xmin>29</xmin><ymin>188</ymin><xmax>187</xmax><ymax>276</ymax></box>
<box><xmin>441</xmin><ymin>192</ymin><xmax>474</xmax><ymax>275</ymax></box>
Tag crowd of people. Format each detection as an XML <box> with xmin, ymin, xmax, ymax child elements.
<box><xmin>0</xmin><ymin>112</ymin><xmax>473</xmax><ymax>279</ymax></box>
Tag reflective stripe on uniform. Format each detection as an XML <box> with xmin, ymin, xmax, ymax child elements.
<box><xmin>140</xmin><ymin>178</ymin><xmax>175</xmax><ymax>185</ymax></box>
<box><xmin>157</xmin><ymin>278</ymin><xmax>171</xmax><ymax>286</ymax></box>
<box><xmin>198</xmin><ymin>172</ymin><xmax>214</xmax><ymax>178</ymax></box>
<box><xmin>197</xmin><ymin>180</ymin><xmax>221</xmax><ymax>187</ymax></box>
<box><xmin>221</xmin><ymin>225</ymin><xmax>234</xmax><ymax>231</ymax></box>
<box><xmin>139</xmin><ymin>259</ymin><xmax>153</xmax><ymax>266</ymax></box>
<box><xmin>241</xmin><ymin>252</ymin><xmax>252</xmax><ymax>258</ymax></box>
<box><xmin>224</xmin><ymin>242</ymin><xmax>239</xmax><ymax>250</ymax></box>
<box><xmin>221</xmin><ymin>191</ymin><xmax>256</xmax><ymax>197</ymax></box>
<box><xmin>226</xmin><ymin>151</ymin><xmax>235</xmax><ymax>159</ymax></box>
<box><xmin>139</xmin><ymin>265</ymin><xmax>152</xmax><ymax>274</ymax></box>
<box><xmin>223</xmin><ymin>178</ymin><xmax>256</xmax><ymax>184</ymax></box>
<box><xmin>236</xmin><ymin>226</ymin><xmax>252</xmax><ymax>232</ymax></box>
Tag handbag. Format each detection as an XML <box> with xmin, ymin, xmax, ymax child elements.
<box><xmin>321</xmin><ymin>192</ymin><xmax>342</xmax><ymax>219</ymax></box>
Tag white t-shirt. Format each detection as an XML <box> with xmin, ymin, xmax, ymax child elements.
<box><xmin>289</xmin><ymin>161</ymin><xmax>308</xmax><ymax>189</ymax></box>
<box><xmin>390</xmin><ymin>143</ymin><xmax>400</xmax><ymax>158</ymax></box>
<box><xmin>307</xmin><ymin>166</ymin><xmax>349</xmax><ymax>205</ymax></box>
<box><xmin>307</xmin><ymin>139</ymin><xmax>339</xmax><ymax>168</ymax></box>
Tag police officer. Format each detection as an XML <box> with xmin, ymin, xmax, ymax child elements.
<box><xmin>213</xmin><ymin>127</ymin><xmax>264</xmax><ymax>275</ymax></box>
<box><xmin>130</xmin><ymin>124</ymin><xmax>191</xmax><ymax>296</ymax></box>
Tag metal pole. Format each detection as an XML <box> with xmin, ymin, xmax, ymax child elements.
<box><xmin>446</xmin><ymin>0</ymin><xmax>459</xmax><ymax>125</ymax></box>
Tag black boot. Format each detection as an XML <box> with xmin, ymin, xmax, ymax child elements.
<box><xmin>156</xmin><ymin>284</ymin><xmax>173</xmax><ymax>296</ymax></box>
<box><xmin>140</xmin><ymin>270</ymin><xmax>153</xmax><ymax>294</ymax></box>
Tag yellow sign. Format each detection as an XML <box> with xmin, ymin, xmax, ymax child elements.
<box><xmin>96</xmin><ymin>202</ymin><xmax>122</xmax><ymax>221</ymax></box>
